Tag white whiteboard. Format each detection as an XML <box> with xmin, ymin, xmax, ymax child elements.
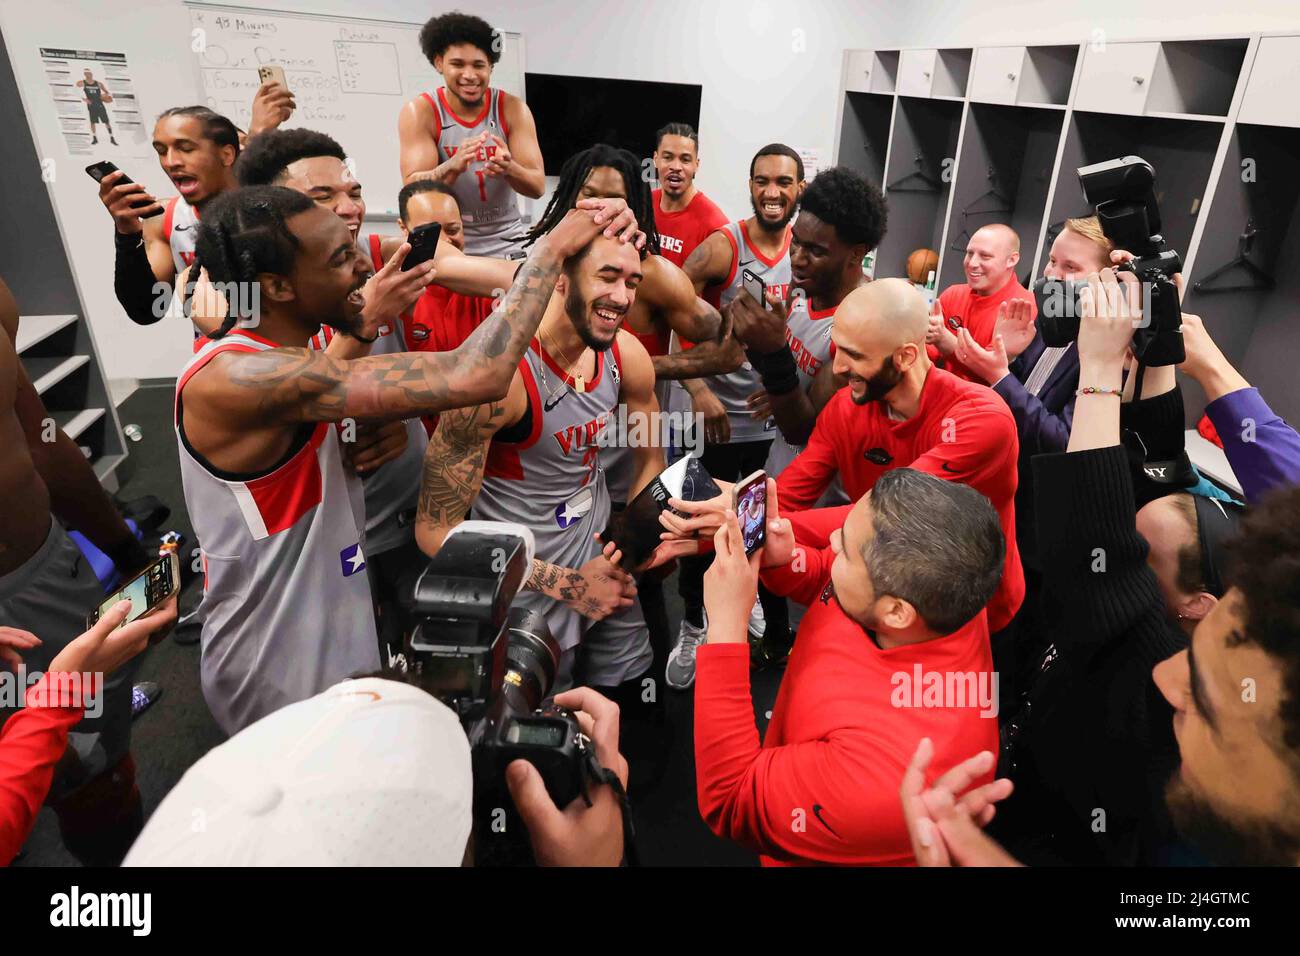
<box><xmin>186</xmin><ymin>2</ymin><xmax>525</xmax><ymax>217</ymax></box>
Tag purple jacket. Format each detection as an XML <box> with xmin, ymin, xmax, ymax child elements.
<box><xmin>1205</xmin><ymin>387</ymin><xmax>1300</xmax><ymax>503</ymax></box>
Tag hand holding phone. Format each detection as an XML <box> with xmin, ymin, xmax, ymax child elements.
<box><xmin>87</xmin><ymin>551</ymin><xmax>181</xmax><ymax>631</ymax></box>
<box><xmin>86</xmin><ymin>161</ymin><xmax>164</xmax><ymax>222</ymax></box>
<box><xmin>733</xmin><ymin>469</ymin><xmax>768</xmax><ymax>556</ymax></box>
<box><xmin>403</xmin><ymin>221</ymin><xmax>442</xmax><ymax>271</ymax></box>
<box><xmin>742</xmin><ymin>268</ymin><xmax>767</xmax><ymax>309</ymax></box>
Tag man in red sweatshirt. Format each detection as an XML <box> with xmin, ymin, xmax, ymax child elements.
<box><xmin>693</xmin><ymin>470</ymin><xmax>1005</xmax><ymax>865</ymax></box>
<box><xmin>926</xmin><ymin>224</ymin><xmax>1036</xmax><ymax>382</ymax></box>
<box><xmin>666</xmin><ymin>278</ymin><xmax>1024</xmax><ymax>635</ymax></box>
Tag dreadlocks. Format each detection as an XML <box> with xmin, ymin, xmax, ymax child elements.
<box><xmin>522</xmin><ymin>144</ymin><xmax>659</xmax><ymax>256</ymax></box>
<box><xmin>157</xmin><ymin>105</ymin><xmax>241</xmax><ymax>156</ymax></box>
<box><xmin>183</xmin><ymin>185</ymin><xmax>316</xmax><ymax>338</ymax></box>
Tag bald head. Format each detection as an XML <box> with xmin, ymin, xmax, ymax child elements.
<box><xmin>964</xmin><ymin>224</ymin><xmax>1021</xmax><ymax>294</ymax></box>
<box><xmin>836</xmin><ymin>278</ymin><xmax>930</xmax><ymax>350</ymax></box>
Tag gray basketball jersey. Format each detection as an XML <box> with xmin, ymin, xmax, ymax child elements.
<box><xmin>473</xmin><ymin>339</ymin><xmax>624</xmax><ymax>652</ymax></box>
<box><xmin>176</xmin><ymin>331</ymin><xmax>379</xmax><ymax>735</ymax></box>
<box><xmin>669</xmin><ymin>221</ymin><xmax>791</xmax><ymax>443</ymax></box>
<box><xmin>765</xmin><ymin>295</ymin><xmax>836</xmax><ymax>476</ymax></box>
<box><xmin>423</xmin><ymin>88</ymin><xmax>525</xmax><ymax>258</ymax></box>
<box><xmin>308</xmin><ymin>234</ymin><xmax>428</xmax><ymax>556</ymax></box>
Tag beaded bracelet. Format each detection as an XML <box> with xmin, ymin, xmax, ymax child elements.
<box><xmin>1076</xmin><ymin>385</ymin><xmax>1123</xmax><ymax>398</ymax></box>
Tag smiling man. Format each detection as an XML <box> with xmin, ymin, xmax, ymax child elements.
<box><xmin>693</xmin><ymin>471</ymin><xmax>1004</xmax><ymax>865</ymax></box>
<box><xmin>398</xmin><ymin>11</ymin><xmax>545</xmax><ymax>257</ymax></box>
<box><xmin>172</xmin><ymin>185</ymin><xmax>636</xmax><ymax>733</ymax></box>
<box><xmin>926</xmin><ymin>224</ymin><xmax>1036</xmax><ymax>382</ymax></box>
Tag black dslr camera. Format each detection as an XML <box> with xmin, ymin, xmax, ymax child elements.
<box><xmin>408</xmin><ymin>523</ymin><xmax>598</xmax><ymax>818</ymax></box>
<box><xmin>1034</xmin><ymin>156</ymin><xmax>1185</xmax><ymax>366</ymax></box>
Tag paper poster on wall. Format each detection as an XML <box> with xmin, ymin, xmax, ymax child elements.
<box><xmin>796</xmin><ymin>146</ymin><xmax>823</xmax><ymax>181</ymax></box>
<box><xmin>39</xmin><ymin>48</ymin><xmax>151</xmax><ymax>157</ymax></box>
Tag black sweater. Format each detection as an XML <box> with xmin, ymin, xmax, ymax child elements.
<box><xmin>992</xmin><ymin>441</ymin><xmax>1185</xmax><ymax>866</ymax></box>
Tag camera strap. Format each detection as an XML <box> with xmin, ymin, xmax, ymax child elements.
<box><xmin>577</xmin><ymin>735</ymin><xmax>640</xmax><ymax>867</ymax></box>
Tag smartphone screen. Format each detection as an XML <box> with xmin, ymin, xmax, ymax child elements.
<box><xmin>733</xmin><ymin>470</ymin><xmax>768</xmax><ymax>555</ymax></box>
<box><xmin>403</xmin><ymin>221</ymin><xmax>442</xmax><ymax>271</ymax></box>
<box><xmin>88</xmin><ymin>552</ymin><xmax>180</xmax><ymax>629</ymax></box>
<box><xmin>742</xmin><ymin>268</ymin><xmax>766</xmax><ymax>308</ymax></box>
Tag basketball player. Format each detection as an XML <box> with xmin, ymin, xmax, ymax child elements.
<box><xmin>730</xmin><ymin>166</ymin><xmax>889</xmax><ymax>468</ymax></box>
<box><xmin>77</xmin><ymin>69</ymin><xmax>116</xmax><ymax>145</ymax></box>
<box><xmin>414</xmin><ymin>231</ymin><xmax>661</xmax><ymax>725</ymax></box>
<box><xmin>173</xmin><ymin>185</ymin><xmax>637</xmax><ymax>734</ymax></box>
<box><xmin>100</xmin><ymin>107</ymin><xmax>240</xmax><ymax>326</ymax></box>
<box><xmin>0</xmin><ymin>276</ymin><xmax>173</xmax><ymax>864</ymax></box>
<box><xmin>652</xmin><ymin>123</ymin><xmax>727</xmax><ymax>270</ymax></box>
<box><xmin>666</xmin><ymin>143</ymin><xmax>805</xmax><ymax>688</ymax></box>
<box><xmin>399</xmin><ymin>11</ymin><xmax>544</xmax><ymax>257</ymax></box>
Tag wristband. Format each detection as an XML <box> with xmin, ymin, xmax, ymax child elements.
<box><xmin>349</xmin><ymin>329</ymin><xmax>379</xmax><ymax>344</ymax></box>
<box><xmin>1076</xmin><ymin>386</ymin><xmax>1122</xmax><ymax>398</ymax></box>
<box><xmin>114</xmin><ymin>228</ymin><xmax>145</xmax><ymax>249</ymax></box>
<box><xmin>757</xmin><ymin>345</ymin><xmax>800</xmax><ymax>396</ymax></box>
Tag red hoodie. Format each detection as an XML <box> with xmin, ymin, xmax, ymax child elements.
<box><xmin>694</xmin><ymin>509</ymin><xmax>999</xmax><ymax>865</ymax></box>
<box><xmin>777</xmin><ymin>366</ymin><xmax>1024</xmax><ymax>632</ymax></box>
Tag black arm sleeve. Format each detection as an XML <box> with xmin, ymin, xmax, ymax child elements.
<box><xmin>114</xmin><ymin>232</ymin><xmax>167</xmax><ymax>326</ymax></box>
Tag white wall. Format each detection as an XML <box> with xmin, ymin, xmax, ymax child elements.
<box><xmin>891</xmin><ymin>0</ymin><xmax>1300</xmax><ymax>47</ymax></box>
<box><xmin>0</xmin><ymin>0</ymin><xmax>912</xmax><ymax>384</ymax></box>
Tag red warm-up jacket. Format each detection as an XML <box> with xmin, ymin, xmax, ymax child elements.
<box><xmin>776</xmin><ymin>366</ymin><xmax>1024</xmax><ymax>632</ymax></box>
<box><xmin>694</xmin><ymin>508</ymin><xmax>999</xmax><ymax>866</ymax></box>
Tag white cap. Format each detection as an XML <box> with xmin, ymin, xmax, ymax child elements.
<box><xmin>124</xmin><ymin>678</ymin><xmax>472</xmax><ymax>866</ymax></box>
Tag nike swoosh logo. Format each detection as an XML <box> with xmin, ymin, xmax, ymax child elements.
<box><xmin>543</xmin><ymin>391</ymin><xmax>568</xmax><ymax>412</ymax></box>
<box><xmin>812</xmin><ymin>804</ymin><xmax>840</xmax><ymax>837</ymax></box>
<box><xmin>173</xmin><ymin>223</ymin><xmax>192</xmax><ymax>232</ymax></box>
<box><xmin>941</xmin><ymin>461</ymin><xmax>959</xmax><ymax>474</ymax></box>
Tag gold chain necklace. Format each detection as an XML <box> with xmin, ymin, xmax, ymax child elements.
<box><xmin>541</xmin><ymin>325</ymin><xmax>589</xmax><ymax>394</ymax></box>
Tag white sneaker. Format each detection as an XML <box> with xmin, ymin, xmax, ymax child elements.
<box><xmin>748</xmin><ymin>597</ymin><xmax>766</xmax><ymax>640</ymax></box>
<box><xmin>666</xmin><ymin>615</ymin><xmax>708</xmax><ymax>690</ymax></box>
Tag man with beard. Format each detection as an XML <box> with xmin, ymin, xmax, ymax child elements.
<box><xmin>173</xmin><ymin>185</ymin><xmax>637</xmax><ymax>733</ymax></box>
<box><xmin>398</xmin><ymin>11</ymin><xmax>545</xmax><ymax>257</ymax></box>
<box><xmin>99</xmin><ymin>107</ymin><xmax>240</xmax><ymax>326</ymax></box>
<box><xmin>665</xmin><ymin>144</ymin><xmax>805</xmax><ymax>687</ymax></box>
<box><xmin>414</xmin><ymin>233</ymin><xmax>662</xmax><ymax>746</ymax></box>
<box><xmin>652</xmin><ymin>123</ymin><xmax>727</xmax><ymax>270</ymax></box>
<box><xmin>664</xmin><ymin>279</ymin><xmax>1025</xmax><ymax>644</ymax></box>
<box><xmin>726</xmin><ymin>166</ymin><xmax>888</xmax><ymax>476</ymax></box>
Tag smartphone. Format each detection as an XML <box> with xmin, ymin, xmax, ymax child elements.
<box><xmin>403</xmin><ymin>221</ymin><xmax>442</xmax><ymax>271</ymax></box>
<box><xmin>85</xmin><ymin>161</ymin><xmax>164</xmax><ymax>218</ymax></box>
<box><xmin>257</xmin><ymin>64</ymin><xmax>289</xmax><ymax>89</ymax></box>
<box><xmin>733</xmin><ymin>469</ymin><xmax>768</xmax><ymax>556</ymax></box>
<box><xmin>86</xmin><ymin>551</ymin><xmax>181</xmax><ymax>630</ymax></box>
<box><xmin>742</xmin><ymin>268</ymin><xmax>767</xmax><ymax>308</ymax></box>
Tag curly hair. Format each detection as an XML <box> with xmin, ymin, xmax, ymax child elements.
<box><xmin>798</xmin><ymin>165</ymin><xmax>888</xmax><ymax>250</ymax></box>
<box><xmin>235</xmin><ymin>128</ymin><xmax>347</xmax><ymax>186</ymax></box>
<box><xmin>419</xmin><ymin>11</ymin><xmax>501</xmax><ymax>66</ymax></box>
<box><xmin>1223</xmin><ymin>484</ymin><xmax>1300</xmax><ymax>765</ymax></box>
<box><xmin>183</xmin><ymin>186</ymin><xmax>316</xmax><ymax>338</ymax></box>
<box><xmin>522</xmin><ymin>144</ymin><xmax>659</xmax><ymax>256</ymax></box>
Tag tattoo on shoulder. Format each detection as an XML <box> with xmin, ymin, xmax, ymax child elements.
<box><xmin>417</xmin><ymin>400</ymin><xmax>506</xmax><ymax>526</ymax></box>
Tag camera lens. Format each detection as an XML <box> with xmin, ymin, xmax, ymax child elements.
<box><xmin>502</xmin><ymin>607</ymin><xmax>560</xmax><ymax>714</ymax></box>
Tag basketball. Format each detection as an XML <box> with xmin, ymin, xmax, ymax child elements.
<box><xmin>906</xmin><ymin>248</ymin><xmax>938</xmax><ymax>285</ymax></box>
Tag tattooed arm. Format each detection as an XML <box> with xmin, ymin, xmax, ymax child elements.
<box><xmin>197</xmin><ymin>201</ymin><xmax>638</xmax><ymax>427</ymax></box>
<box><xmin>415</xmin><ymin>374</ymin><xmax>635</xmax><ymax>622</ymax></box>
<box><xmin>414</xmin><ymin>381</ymin><xmax>522</xmax><ymax>556</ymax></box>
